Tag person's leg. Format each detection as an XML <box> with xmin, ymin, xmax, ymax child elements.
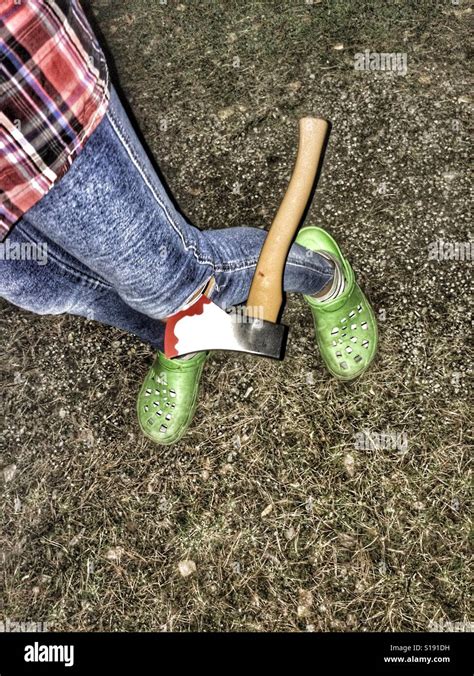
<box><xmin>204</xmin><ymin>226</ymin><xmax>333</xmax><ymax>310</ymax></box>
<box><xmin>22</xmin><ymin>85</ymin><xmax>334</xmax><ymax>322</ymax></box>
<box><xmin>10</xmin><ymin>84</ymin><xmax>341</xmax><ymax>447</ymax></box>
<box><xmin>0</xmin><ymin>220</ymin><xmax>165</xmax><ymax>348</ymax></box>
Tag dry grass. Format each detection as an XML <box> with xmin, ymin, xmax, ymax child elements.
<box><xmin>0</xmin><ymin>0</ymin><xmax>472</xmax><ymax>632</ymax></box>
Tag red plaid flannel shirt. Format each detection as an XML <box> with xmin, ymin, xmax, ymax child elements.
<box><xmin>0</xmin><ymin>0</ymin><xmax>109</xmax><ymax>240</ymax></box>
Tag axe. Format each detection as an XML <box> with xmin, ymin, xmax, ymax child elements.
<box><xmin>164</xmin><ymin>117</ymin><xmax>329</xmax><ymax>359</ymax></box>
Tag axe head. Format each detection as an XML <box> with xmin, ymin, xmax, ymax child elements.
<box><xmin>164</xmin><ymin>295</ymin><xmax>287</xmax><ymax>359</ymax></box>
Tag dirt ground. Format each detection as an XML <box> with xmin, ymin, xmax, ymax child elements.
<box><xmin>1</xmin><ymin>0</ymin><xmax>472</xmax><ymax>632</ymax></box>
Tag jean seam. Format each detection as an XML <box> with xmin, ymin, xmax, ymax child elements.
<box><xmin>213</xmin><ymin>259</ymin><xmax>332</xmax><ymax>276</ymax></box>
<box><xmin>105</xmin><ymin>103</ymin><xmax>215</xmax><ymax>269</ymax></box>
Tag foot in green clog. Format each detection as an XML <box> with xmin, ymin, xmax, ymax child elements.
<box><xmin>137</xmin><ymin>351</ymin><xmax>207</xmax><ymax>444</ymax></box>
<box><xmin>296</xmin><ymin>226</ymin><xmax>378</xmax><ymax>380</ymax></box>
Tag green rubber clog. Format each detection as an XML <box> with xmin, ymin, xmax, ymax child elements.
<box><xmin>296</xmin><ymin>226</ymin><xmax>378</xmax><ymax>380</ymax></box>
<box><xmin>137</xmin><ymin>351</ymin><xmax>207</xmax><ymax>444</ymax></box>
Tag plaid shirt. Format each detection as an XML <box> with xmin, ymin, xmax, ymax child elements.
<box><xmin>0</xmin><ymin>0</ymin><xmax>109</xmax><ymax>240</ymax></box>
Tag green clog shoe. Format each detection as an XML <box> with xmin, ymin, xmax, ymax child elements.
<box><xmin>137</xmin><ymin>351</ymin><xmax>207</xmax><ymax>444</ymax></box>
<box><xmin>296</xmin><ymin>226</ymin><xmax>377</xmax><ymax>380</ymax></box>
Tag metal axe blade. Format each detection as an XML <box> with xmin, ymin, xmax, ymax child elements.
<box><xmin>164</xmin><ymin>295</ymin><xmax>287</xmax><ymax>358</ymax></box>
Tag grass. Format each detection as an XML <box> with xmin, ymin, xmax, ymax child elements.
<box><xmin>0</xmin><ymin>0</ymin><xmax>472</xmax><ymax>632</ymax></box>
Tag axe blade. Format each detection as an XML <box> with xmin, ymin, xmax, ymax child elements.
<box><xmin>164</xmin><ymin>295</ymin><xmax>286</xmax><ymax>359</ymax></box>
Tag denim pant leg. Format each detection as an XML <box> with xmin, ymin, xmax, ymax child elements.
<box><xmin>206</xmin><ymin>227</ymin><xmax>333</xmax><ymax>309</ymax></box>
<box><xmin>21</xmin><ymin>86</ymin><xmax>216</xmax><ymax>321</ymax></box>
<box><xmin>0</xmin><ymin>221</ymin><xmax>165</xmax><ymax>348</ymax></box>
<box><xmin>21</xmin><ymin>85</ymin><xmax>333</xmax><ymax>321</ymax></box>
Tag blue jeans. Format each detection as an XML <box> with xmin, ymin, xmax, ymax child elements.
<box><xmin>0</xmin><ymin>86</ymin><xmax>333</xmax><ymax>349</ymax></box>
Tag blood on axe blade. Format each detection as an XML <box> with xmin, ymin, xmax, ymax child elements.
<box><xmin>164</xmin><ymin>117</ymin><xmax>329</xmax><ymax>359</ymax></box>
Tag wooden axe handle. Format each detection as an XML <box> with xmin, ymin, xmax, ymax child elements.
<box><xmin>246</xmin><ymin>117</ymin><xmax>328</xmax><ymax>321</ymax></box>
